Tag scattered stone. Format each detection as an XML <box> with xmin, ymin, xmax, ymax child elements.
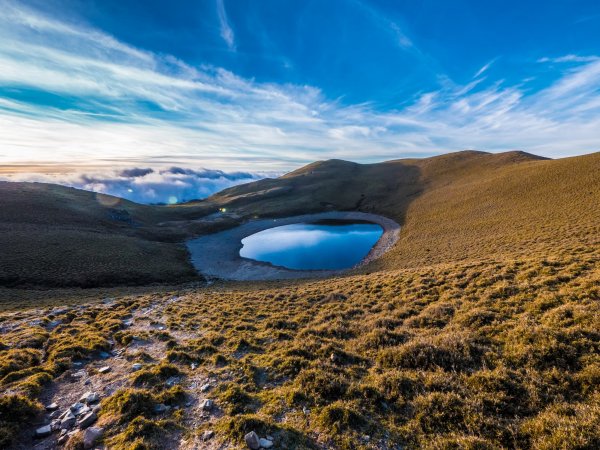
<box><xmin>70</xmin><ymin>402</ymin><xmax>85</xmax><ymax>413</ymax></box>
<box><xmin>83</xmin><ymin>426</ymin><xmax>104</xmax><ymax>449</ymax></box>
<box><xmin>200</xmin><ymin>383</ymin><xmax>211</xmax><ymax>392</ymax></box>
<box><xmin>49</xmin><ymin>410</ymin><xmax>61</xmax><ymax>420</ymax></box>
<box><xmin>202</xmin><ymin>430</ymin><xmax>214</xmax><ymax>441</ymax></box>
<box><xmin>259</xmin><ymin>437</ymin><xmax>274</xmax><ymax>448</ymax></box>
<box><xmin>98</xmin><ymin>366</ymin><xmax>111</xmax><ymax>374</ymax></box>
<box><xmin>78</xmin><ymin>411</ymin><xmax>97</xmax><ymax>429</ymax></box>
<box><xmin>79</xmin><ymin>391</ymin><xmax>100</xmax><ymax>404</ymax></box>
<box><xmin>244</xmin><ymin>431</ymin><xmax>261</xmax><ymax>449</ymax></box>
<box><xmin>302</xmin><ymin>406</ymin><xmax>310</xmax><ymax>415</ymax></box>
<box><xmin>60</xmin><ymin>411</ymin><xmax>76</xmax><ymax>430</ymax></box>
<box><xmin>191</xmin><ymin>363</ymin><xmax>197</xmax><ymax>370</ymax></box>
<box><xmin>35</xmin><ymin>425</ymin><xmax>52</xmax><ymax>438</ymax></box>
<box><xmin>166</xmin><ymin>376</ymin><xmax>179</xmax><ymax>387</ymax></box>
<box><xmin>46</xmin><ymin>319</ymin><xmax>62</xmax><ymax>330</ymax></box>
<box><xmin>73</xmin><ymin>362</ymin><xmax>84</xmax><ymax>368</ymax></box>
<box><xmin>57</xmin><ymin>433</ymin><xmax>69</xmax><ymax>445</ymax></box>
<box><xmin>132</xmin><ymin>363</ymin><xmax>143</xmax><ymax>372</ymax></box>
<box><xmin>266</xmin><ymin>435</ymin><xmax>273</xmax><ymax>441</ymax></box>
<box><xmin>200</xmin><ymin>399</ymin><xmax>213</xmax><ymax>411</ymax></box>
<box><xmin>153</xmin><ymin>403</ymin><xmax>168</xmax><ymax>414</ymax></box>
<box><xmin>51</xmin><ymin>419</ymin><xmax>61</xmax><ymax>431</ymax></box>
<box><xmin>45</xmin><ymin>402</ymin><xmax>59</xmax><ymax>411</ymax></box>
<box><xmin>84</xmin><ymin>379</ymin><xmax>92</xmax><ymax>385</ymax></box>
<box><xmin>72</xmin><ymin>369</ymin><xmax>87</xmax><ymax>378</ymax></box>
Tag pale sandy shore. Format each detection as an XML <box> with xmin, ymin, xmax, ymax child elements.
<box><xmin>186</xmin><ymin>211</ymin><xmax>400</xmax><ymax>281</ymax></box>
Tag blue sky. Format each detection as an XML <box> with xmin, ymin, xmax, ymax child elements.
<box><xmin>1</xmin><ymin>0</ymin><xmax>600</xmax><ymax>178</ymax></box>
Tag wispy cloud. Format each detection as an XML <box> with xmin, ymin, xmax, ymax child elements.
<box><xmin>538</xmin><ymin>55</ymin><xmax>600</xmax><ymax>64</ymax></box>
<box><xmin>216</xmin><ymin>0</ymin><xmax>236</xmax><ymax>51</ymax></box>
<box><xmin>0</xmin><ymin>1</ymin><xmax>600</xmax><ymax>176</ymax></box>
<box><xmin>474</xmin><ymin>58</ymin><xmax>497</xmax><ymax>78</ymax></box>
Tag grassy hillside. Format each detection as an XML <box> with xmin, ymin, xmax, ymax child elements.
<box><xmin>0</xmin><ymin>182</ymin><xmax>208</xmax><ymax>287</ymax></box>
<box><xmin>1</xmin><ymin>151</ymin><xmax>598</xmax><ymax>287</ymax></box>
<box><xmin>207</xmin><ymin>151</ymin><xmax>600</xmax><ymax>269</ymax></box>
<box><xmin>0</xmin><ymin>249</ymin><xmax>597</xmax><ymax>449</ymax></box>
<box><xmin>0</xmin><ymin>151</ymin><xmax>599</xmax><ymax>449</ymax></box>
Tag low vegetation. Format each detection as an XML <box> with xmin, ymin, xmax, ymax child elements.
<box><xmin>0</xmin><ymin>247</ymin><xmax>597</xmax><ymax>448</ymax></box>
<box><xmin>0</xmin><ymin>150</ymin><xmax>598</xmax><ymax>448</ymax></box>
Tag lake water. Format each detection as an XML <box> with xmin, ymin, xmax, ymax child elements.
<box><xmin>239</xmin><ymin>222</ymin><xmax>383</xmax><ymax>270</ymax></box>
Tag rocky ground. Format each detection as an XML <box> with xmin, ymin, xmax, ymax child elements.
<box><xmin>4</xmin><ymin>295</ymin><xmax>276</xmax><ymax>450</ymax></box>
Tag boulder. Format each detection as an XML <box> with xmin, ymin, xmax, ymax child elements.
<box><xmin>132</xmin><ymin>363</ymin><xmax>143</xmax><ymax>372</ymax></box>
<box><xmin>98</xmin><ymin>366</ymin><xmax>111</xmax><ymax>374</ymax></box>
<box><xmin>83</xmin><ymin>426</ymin><xmax>103</xmax><ymax>449</ymax></box>
<box><xmin>70</xmin><ymin>402</ymin><xmax>85</xmax><ymax>412</ymax></box>
<box><xmin>79</xmin><ymin>391</ymin><xmax>100</xmax><ymax>404</ymax></box>
<box><xmin>35</xmin><ymin>425</ymin><xmax>52</xmax><ymax>438</ymax></box>
<box><xmin>60</xmin><ymin>411</ymin><xmax>76</xmax><ymax>430</ymax></box>
<box><xmin>78</xmin><ymin>411</ymin><xmax>97</xmax><ymax>429</ymax></box>
<box><xmin>244</xmin><ymin>431</ymin><xmax>261</xmax><ymax>449</ymax></box>
<box><xmin>45</xmin><ymin>402</ymin><xmax>59</xmax><ymax>411</ymax></box>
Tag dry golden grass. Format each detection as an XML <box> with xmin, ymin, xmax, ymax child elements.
<box><xmin>1</xmin><ymin>150</ymin><xmax>599</xmax><ymax>287</ymax></box>
<box><xmin>0</xmin><ymin>248</ymin><xmax>598</xmax><ymax>448</ymax></box>
<box><xmin>0</xmin><ymin>150</ymin><xmax>599</xmax><ymax>448</ymax></box>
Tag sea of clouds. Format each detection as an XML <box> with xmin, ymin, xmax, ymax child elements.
<box><xmin>2</xmin><ymin>167</ymin><xmax>274</xmax><ymax>204</ymax></box>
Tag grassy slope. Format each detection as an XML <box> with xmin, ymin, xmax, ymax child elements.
<box><xmin>0</xmin><ymin>182</ymin><xmax>199</xmax><ymax>287</ymax></box>
<box><xmin>2</xmin><ymin>150</ymin><xmax>598</xmax><ymax>287</ymax></box>
<box><xmin>0</xmin><ymin>151</ymin><xmax>599</xmax><ymax>449</ymax></box>
<box><xmin>208</xmin><ymin>150</ymin><xmax>600</xmax><ymax>268</ymax></box>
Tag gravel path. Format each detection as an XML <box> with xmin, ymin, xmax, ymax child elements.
<box><xmin>186</xmin><ymin>211</ymin><xmax>400</xmax><ymax>281</ymax></box>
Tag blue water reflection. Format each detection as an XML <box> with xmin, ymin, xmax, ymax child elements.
<box><xmin>239</xmin><ymin>222</ymin><xmax>383</xmax><ymax>270</ymax></box>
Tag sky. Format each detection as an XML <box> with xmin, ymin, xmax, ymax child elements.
<box><xmin>1</xmin><ymin>0</ymin><xmax>600</xmax><ymax>202</ymax></box>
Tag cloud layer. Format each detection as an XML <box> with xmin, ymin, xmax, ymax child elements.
<box><xmin>0</xmin><ymin>1</ymin><xmax>600</xmax><ymax>173</ymax></box>
<box><xmin>2</xmin><ymin>167</ymin><xmax>271</xmax><ymax>204</ymax></box>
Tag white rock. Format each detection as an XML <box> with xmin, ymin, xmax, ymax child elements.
<box><xmin>259</xmin><ymin>438</ymin><xmax>274</xmax><ymax>448</ymax></box>
<box><xmin>200</xmin><ymin>399</ymin><xmax>213</xmax><ymax>411</ymax></box>
<box><xmin>98</xmin><ymin>366</ymin><xmax>111</xmax><ymax>374</ymax></box>
<box><xmin>244</xmin><ymin>431</ymin><xmax>261</xmax><ymax>449</ymax></box>
<box><xmin>79</xmin><ymin>391</ymin><xmax>100</xmax><ymax>404</ymax></box>
<box><xmin>202</xmin><ymin>430</ymin><xmax>214</xmax><ymax>441</ymax></box>
<box><xmin>78</xmin><ymin>411</ymin><xmax>97</xmax><ymax>429</ymax></box>
<box><xmin>35</xmin><ymin>425</ymin><xmax>52</xmax><ymax>438</ymax></box>
<box><xmin>200</xmin><ymin>383</ymin><xmax>211</xmax><ymax>392</ymax></box>
<box><xmin>45</xmin><ymin>402</ymin><xmax>59</xmax><ymax>411</ymax></box>
<box><xmin>132</xmin><ymin>363</ymin><xmax>143</xmax><ymax>371</ymax></box>
<box><xmin>72</xmin><ymin>370</ymin><xmax>87</xmax><ymax>378</ymax></box>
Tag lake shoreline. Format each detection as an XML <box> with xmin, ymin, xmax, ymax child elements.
<box><xmin>186</xmin><ymin>211</ymin><xmax>401</xmax><ymax>281</ymax></box>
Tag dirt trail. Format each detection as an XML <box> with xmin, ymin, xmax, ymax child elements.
<box><xmin>186</xmin><ymin>211</ymin><xmax>400</xmax><ymax>281</ymax></box>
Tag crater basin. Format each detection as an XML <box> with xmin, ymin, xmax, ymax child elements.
<box><xmin>239</xmin><ymin>222</ymin><xmax>383</xmax><ymax>270</ymax></box>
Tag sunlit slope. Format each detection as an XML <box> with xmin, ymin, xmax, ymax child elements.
<box><xmin>207</xmin><ymin>150</ymin><xmax>600</xmax><ymax>268</ymax></box>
